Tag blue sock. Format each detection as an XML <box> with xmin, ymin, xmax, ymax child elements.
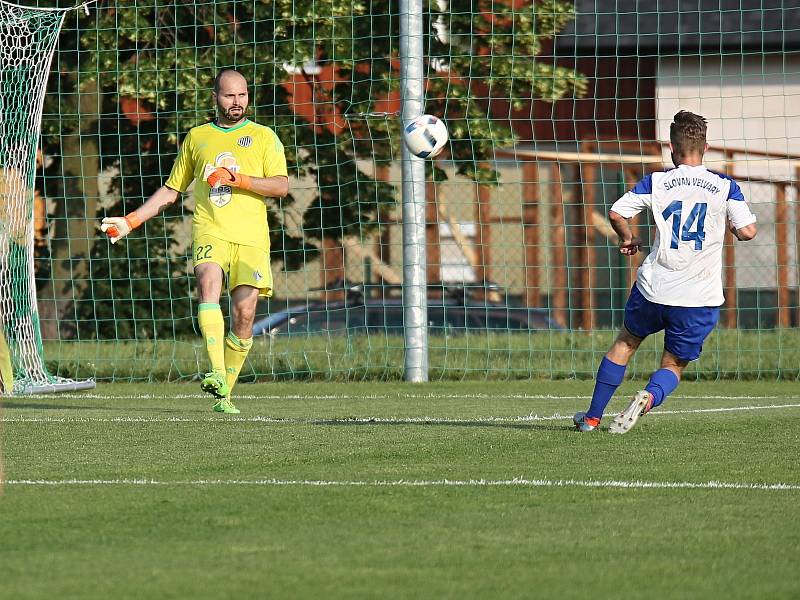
<box><xmin>587</xmin><ymin>357</ymin><xmax>627</xmax><ymax>419</ymax></box>
<box><xmin>645</xmin><ymin>369</ymin><xmax>680</xmax><ymax>408</ymax></box>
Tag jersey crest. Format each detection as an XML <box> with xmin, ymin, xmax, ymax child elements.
<box><xmin>206</xmin><ymin>152</ymin><xmax>241</xmax><ymax>207</ymax></box>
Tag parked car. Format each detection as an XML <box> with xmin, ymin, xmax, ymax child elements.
<box><xmin>252</xmin><ymin>293</ymin><xmax>562</xmax><ymax>337</ymax></box>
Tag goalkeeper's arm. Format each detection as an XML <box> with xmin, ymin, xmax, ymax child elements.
<box><xmin>206</xmin><ymin>167</ymin><xmax>288</xmax><ymax>198</ymax></box>
<box><xmin>100</xmin><ymin>186</ymin><xmax>180</xmax><ymax>244</ymax></box>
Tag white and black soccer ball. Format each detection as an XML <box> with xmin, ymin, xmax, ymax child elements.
<box><xmin>403</xmin><ymin>114</ymin><xmax>449</xmax><ymax>158</ymax></box>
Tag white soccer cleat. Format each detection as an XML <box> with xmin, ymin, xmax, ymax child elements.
<box><xmin>609</xmin><ymin>390</ymin><xmax>653</xmax><ymax>434</ymax></box>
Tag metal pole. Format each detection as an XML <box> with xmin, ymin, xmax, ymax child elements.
<box><xmin>399</xmin><ymin>0</ymin><xmax>428</xmax><ymax>382</ymax></box>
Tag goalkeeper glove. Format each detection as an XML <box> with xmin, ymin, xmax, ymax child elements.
<box><xmin>100</xmin><ymin>212</ymin><xmax>142</xmax><ymax>244</ymax></box>
<box><xmin>206</xmin><ymin>167</ymin><xmax>253</xmax><ymax>191</ymax></box>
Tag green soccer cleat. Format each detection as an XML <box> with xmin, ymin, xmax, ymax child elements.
<box><xmin>212</xmin><ymin>397</ymin><xmax>240</xmax><ymax>414</ymax></box>
<box><xmin>200</xmin><ymin>371</ymin><xmax>230</xmax><ymax>399</ymax></box>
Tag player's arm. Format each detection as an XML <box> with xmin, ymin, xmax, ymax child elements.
<box><xmin>729</xmin><ymin>221</ymin><xmax>757</xmax><ymax>241</ymax></box>
<box><xmin>100</xmin><ymin>186</ymin><xmax>180</xmax><ymax>244</ymax></box>
<box><xmin>609</xmin><ymin>210</ymin><xmax>643</xmax><ymax>256</ymax></box>
<box><xmin>607</xmin><ymin>174</ymin><xmax>650</xmax><ymax>256</ymax></box>
<box><xmin>206</xmin><ymin>168</ymin><xmax>289</xmax><ymax>198</ymax></box>
<box><xmin>102</xmin><ymin>130</ymin><xmax>196</xmax><ymax>244</ymax></box>
<box><xmin>250</xmin><ymin>175</ymin><xmax>289</xmax><ymax>198</ymax></box>
<box><xmin>208</xmin><ymin>131</ymin><xmax>289</xmax><ymax>197</ymax></box>
<box><xmin>725</xmin><ymin>177</ymin><xmax>757</xmax><ymax>242</ymax></box>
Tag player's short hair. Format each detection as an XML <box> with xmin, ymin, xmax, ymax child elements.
<box><xmin>213</xmin><ymin>68</ymin><xmax>244</xmax><ymax>94</ymax></box>
<box><xmin>670</xmin><ymin>110</ymin><xmax>707</xmax><ymax>156</ymax></box>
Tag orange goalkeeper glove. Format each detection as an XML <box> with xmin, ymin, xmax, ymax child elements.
<box><xmin>206</xmin><ymin>167</ymin><xmax>253</xmax><ymax>191</ymax></box>
<box><xmin>100</xmin><ymin>212</ymin><xmax>142</xmax><ymax>244</ymax></box>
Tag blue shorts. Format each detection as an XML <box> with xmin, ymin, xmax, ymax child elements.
<box><xmin>623</xmin><ymin>284</ymin><xmax>720</xmax><ymax>361</ymax></box>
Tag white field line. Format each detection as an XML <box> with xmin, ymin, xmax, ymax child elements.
<box><xmin>3</xmin><ymin>477</ymin><xmax>799</xmax><ymax>491</ymax></box>
<box><xmin>10</xmin><ymin>393</ymin><xmax>798</xmax><ymax>402</ymax></box>
<box><xmin>2</xmin><ymin>403</ymin><xmax>800</xmax><ymax>424</ymax></box>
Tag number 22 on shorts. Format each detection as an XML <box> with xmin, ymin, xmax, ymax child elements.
<box><xmin>195</xmin><ymin>244</ymin><xmax>213</xmax><ymax>261</ymax></box>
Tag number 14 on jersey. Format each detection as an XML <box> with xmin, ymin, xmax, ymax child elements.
<box><xmin>662</xmin><ymin>200</ymin><xmax>707</xmax><ymax>250</ymax></box>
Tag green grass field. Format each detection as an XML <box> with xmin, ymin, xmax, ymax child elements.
<box><xmin>1</xmin><ymin>380</ymin><xmax>798</xmax><ymax>599</ymax></box>
<box><xmin>43</xmin><ymin>328</ymin><xmax>800</xmax><ymax>382</ymax></box>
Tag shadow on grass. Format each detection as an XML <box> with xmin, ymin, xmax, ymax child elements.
<box><xmin>0</xmin><ymin>401</ymin><xmax>190</xmax><ymax>414</ymax></box>
<box><xmin>308</xmin><ymin>419</ymin><xmax>573</xmax><ymax>432</ymax></box>
<box><xmin>1</xmin><ymin>402</ymin><xmax>99</xmax><ymax>410</ymax></box>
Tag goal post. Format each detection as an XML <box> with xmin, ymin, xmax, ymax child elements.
<box><xmin>0</xmin><ymin>0</ymin><xmax>94</xmax><ymax>394</ymax></box>
<box><xmin>399</xmin><ymin>0</ymin><xmax>429</xmax><ymax>382</ymax></box>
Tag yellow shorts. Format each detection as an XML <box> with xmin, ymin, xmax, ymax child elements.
<box><xmin>192</xmin><ymin>233</ymin><xmax>273</xmax><ymax>298</ymax></box>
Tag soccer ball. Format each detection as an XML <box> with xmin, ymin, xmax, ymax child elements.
<box><xmin>403</xmin><ymin>114</ymin><xmax>449</xmax><ymax>158</ymax></box>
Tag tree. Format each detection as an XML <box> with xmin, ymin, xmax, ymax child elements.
<box><xmin>37</xmin><ymin>0</ymin><xmax>585</xmax><ymax>339</ymax></box>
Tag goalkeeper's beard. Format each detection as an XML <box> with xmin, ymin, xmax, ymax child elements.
<box><xmin>219</xmin><ymin>105</ymin><xmax>246</xmax><ymax>124</ymax></box>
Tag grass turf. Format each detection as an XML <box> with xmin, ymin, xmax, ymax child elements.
<box><xmin>44</xmin><ymin>328</ymin><xmax>800</xmax><ymax>382</ymax></box>
<box><xmin>1</xmin><ymin>380</ymin><xmax>798</xmax><ymax>599</ymax></box>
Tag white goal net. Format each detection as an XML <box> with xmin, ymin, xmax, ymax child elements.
<box><xmin>0</xmin><ymin>0</ymin><xmax>93</xmax><ymax>394</ymax></box>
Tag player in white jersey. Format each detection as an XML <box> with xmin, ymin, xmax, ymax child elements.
<box><xmin>574</xmin><ymin>111</ymin><xmax>758</xmax><ymax>434</ymax></box>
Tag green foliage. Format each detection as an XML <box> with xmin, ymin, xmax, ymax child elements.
<box><xmin>73</xmin><ymin>216</ymin><xmax>196</xmax><ymax>340</ymax></box>
<box><xmin>47</xmin><ymin>0</ymin><xmax>585</xmax><ymax>234</ymax></box>
<box><xmin>38</xmin><ymin>1</ymin><xmax>584</xmax><ymax>338</ymax></box>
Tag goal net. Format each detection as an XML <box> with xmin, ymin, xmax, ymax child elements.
<box><xmin>0</xmin><ymin>0</ymin><xmax>93</xmax><ymax>393</ymax></box>
<box><xmin>14</xmin><ymin>2</ymin><xmax>800</xmax><ymax>382</ymax></box>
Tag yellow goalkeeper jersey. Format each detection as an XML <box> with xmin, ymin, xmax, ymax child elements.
<box><xmin>164</xmin><ymin>119</ymin><xmax>288</xmax><ymax>249</ymax></box>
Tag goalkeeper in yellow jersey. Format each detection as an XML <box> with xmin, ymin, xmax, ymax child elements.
<box><xmin>100</xmin><ymin>69</ymin><xmax>289</xmax><ymax>413</ymax></box>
